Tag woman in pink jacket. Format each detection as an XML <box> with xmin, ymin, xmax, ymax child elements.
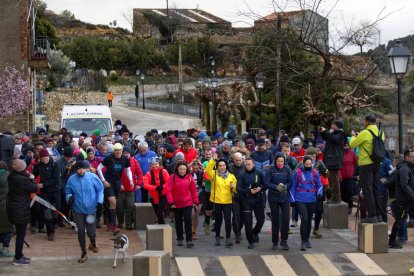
<box><xmin>166</xmin><ymin>161</ymin><xmax>199</xmax><ymax>248</ymax></box>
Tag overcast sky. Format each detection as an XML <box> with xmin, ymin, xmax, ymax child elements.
<box><xmin>44</xmin><ymin>0</ymin><xmax>414</xmax><ymax>54</ymax></box>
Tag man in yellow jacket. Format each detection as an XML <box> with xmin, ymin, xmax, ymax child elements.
<box><xmin>349</xmin><ymin>114</ymin><xmax>385</xmax><ymax>223</ymax></box>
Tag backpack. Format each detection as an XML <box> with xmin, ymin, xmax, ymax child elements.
<box><xmin>366</xmin><ymin>123</ymin><xmax>386</xmax><ymax>164</ymax></box>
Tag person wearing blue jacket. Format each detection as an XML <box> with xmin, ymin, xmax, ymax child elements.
<box><xmin>290</xmin><ymin>156</ymin><xmax>323</xmax><ymax>251</ymax></box>
<box><xmin>264</xmin><ymin>152</ymin><xmax>292</xmax><ymax>251</ymax></box>
<box><xmin>236</xmin><ymin>158</ymin><xmax>265</xmax><ymax>249</ymax></box>
<box><xmin>66</xmin><ymin>160</ymin><xmax>104</xmax><ymax>263</ymax></box>
<box><xmin>250</xmin><ymin>138</ymin><xmax>274</xmax><ymax>174</ymax></box>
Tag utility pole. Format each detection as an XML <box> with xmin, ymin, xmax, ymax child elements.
<box><xmin>178</xmin><ymin>40</ymin><xmax>184</xmax><ymax>103</ymax></box>
<box><xmin>275</xmin><ymin>14</ymin><xmax>282</xmax><ymax>133</ymax></box>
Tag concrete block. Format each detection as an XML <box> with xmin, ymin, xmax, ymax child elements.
<box><xmin>133</xmin><ymin>250</ymin><xmax>170</xmax><ymax>276</ymax></box>
<box><xmin>135</xmin><ymin>203</ymin><xmax>157</xmax><ymax>230</ymax></box>
<box><xmin>146</xmin><ymin>224</ymin><xmax>173</xmax><ymax>257</ymax></box>
<box><xmin>323</xmin><ymin>201</ymin><xmax>348</xmax><ymax>229</ymax></box>
<box><xmin>358</xmin><ymin>222</ymin><xmax>388</xmax><ymax>253</ymax></box>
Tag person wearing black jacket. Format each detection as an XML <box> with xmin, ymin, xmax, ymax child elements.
<box><xmin>264</xmin><ymin>152</ymin><xmax>293</xmax><ymax>250</ymax></box>
<box><xmin>236</xmin><ymin>158</ymin><xmax>265</xmax><ymax>249</ymax></box>
<box><xmin>229</xmin><ymin>152</ymin><xmax>245</xmax><ymax>243</ymax></box>
<box><xmin>55</xmin><ymin>132</ymin><xmax>73</xmax><ymax>155</ymax></box>
<box><xmin>389</xmin><ymin>149</ymin><xmax>414</xmax><ymax>248</ymax></box>
<box><xmin>320</xmin><ymin>120</ymin><xmax>346</xmax><ymax>203</ymax></box>
<box><xmin>32</xmin><ymin>149</ymin><xmax>62</xmax><ymax>241</ymax></box>
<box><xmin>7</xmin><ymin>158</ymin><xmax>38</xmax><ymax>266</ymax></box>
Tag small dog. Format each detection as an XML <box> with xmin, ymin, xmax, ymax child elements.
<box><xmin>111</xmin><ymin>234</ymin><xmax>129</xmax><ymax>268</ymax></box>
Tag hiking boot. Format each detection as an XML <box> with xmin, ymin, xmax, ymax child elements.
<box><xmin>253</xmin><ymin>234</ymin><xmax>259</xmax><ymax>243</ymax></box>
<box><xmin>192</xmin><ymin>232</ymin><xmax>198</xmax><ymax>240</ymax></box>
<box><xmin>235</xmin><ymin>235</ymin><xmax>242</xmax><ymax>243</ymax></box>
<box><xmin>313</xmin><ymin>229</ymin><xmax>322</xmax><ymax>239</ymax></box>
<box><xmin>280</xmin><ymin>241</ymin><xmax>289</xmax><ymax>251</ymax></box>
<box><xmin>117</xmin><ymin>224</ymin><xmax>123</xmax><ymax>229</ymax></box>
<box><xmin>88</xmin><ymin>242</ymin><xmax>99</xmax><ymax>253</ymax></box>
<box><xmin>388</xmin><ymin>240</ymin><xmax>403</xmax><ymax>249</ymax></box>
<box><xmin>290</xmin><ymin>221</ymin><xmax>297</xmax><ymax>227</ymax></box>
<box><xmin>215</xmin><ymin>237</ymin><xmax>221</xmax><ymax>246</ymax></box>
<box><xmin>225</xmin><ymin>238</ymin><xmax>233</xmax><ymax>248</ymax></box>
<box><xmin>1</xmin><ymin>247</ymin><xmax>14</xmax><ymax>257</ymax></box>
<box><xmin>30</xmin><ymin>226</ymin><xmax>37</xmax><ymax>234</ymax></box>
<box><xmin>300</xmin><ymin>242</ymin><xmax>306</xmax><ymax>251</ymax></box>
<box><xmin>361</xmin><ymin>217</ymin><xmax>378</xmax><ymax>224</ymax></box>
<box><xmin>248</xmin><ymin>243</ymin><xmax>255</xmax><ymax>249</ymax></box>
<box><xmin>204</xmin><ymin>223</ymin><xmax>211</xmax><ymax>235</ymax></box>
<box><xmin>38</xmin><ymin>228</ymin><xmax>46</xmax><ymax>233</ymax></box>
<box><xmin>177</xmin><ymin>240</ymin><xmax>184</xmax><ymax>246</ymax></box>
<box><xmin>21</xmin><ymin>256</ymin><xmax>31</xmax><ymax>261</ymax></box>
<box><xmin>376</xmin><ymin>216</ymin><xmax>384</xmax><ymax>223</ymax></box>
<box><xmin>271</xmin><ymin>243</ymin><xmax>278</xmax><ymax>250</ymax></box>
<box><xmin>47</xmin><ymin>233</ymin><xmax>55</xmax><ymax>241</ymax></box>
<box><xmin>304</xmin><ymin>240</ymin><xmax>312</xmax><ymax>248</ymax></box>
<box><xmin>13</xmin><ymin>257</ymin><xmax>30</xmax><ymax>266</ymax></box>
<box><xmin>186</xmin><ymin>241</ymin><xmax>194</xmax><ymax>248</ymax></box>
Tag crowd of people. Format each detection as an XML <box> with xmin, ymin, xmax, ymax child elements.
<box><xmin>1</xmin><ymin>113</ymin><xmax>413</xmax><ymax>266</ymax></box>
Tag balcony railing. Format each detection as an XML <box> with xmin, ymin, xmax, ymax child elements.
<box><xmin>31</xmin><ymin>37</ymin><xmax>51</xmax><ymax>61</ymax></box>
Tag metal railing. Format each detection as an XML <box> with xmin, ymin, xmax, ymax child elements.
<box><xmin>128</xmin><ymin>98</ymin><xmax>200</xmax><ymax>117</ymax></box>
<box><xmin>31</xmin><ymin>37</ymin><xmax>51</xmax><ymax>60</ymax></box>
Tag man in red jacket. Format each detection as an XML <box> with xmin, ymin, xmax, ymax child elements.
<box><xmin>116</xmin><ymin>147</ymin><xmax>143</xmax><ymax>230</ymax></box>
<box><xmin>174</xmin><ymin>138</ymin><xmax>198</xmax><ymax>164</ymax></box>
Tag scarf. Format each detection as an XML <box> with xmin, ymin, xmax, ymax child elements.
<box><xmin>218</xmin><ymin>170</ymin><xmax>229</xmax><ymax>179</ymax></box>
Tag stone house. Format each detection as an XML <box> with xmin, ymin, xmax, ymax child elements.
<box><xmin>0</xmin><ymin>0</ymin><xmax>51</xmax><ymax>132</ymax></box>
<box><xmin>254</xmin><ymin>10</ymin><xmax>329</xmax><ymax>53</ymax></box>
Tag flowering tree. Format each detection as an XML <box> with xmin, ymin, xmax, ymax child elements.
<box><xmin>0</xmin><ymin>65</ymin><xmax>30</xmax><ymax>117</ymax></box>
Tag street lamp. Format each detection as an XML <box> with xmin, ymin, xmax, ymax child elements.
<box><xmin>387</xmin><ymin>40</ymin><xmax>412</xmax><ymax>154</ymax></box>
<box><xmin>211</xmin><ymin>78</ymin><xmax>218</xmax><ymax>132</ymax></box>
<box><xmin>198</xmin><ymin>78</ymin><xmax>203</xmax><ymax>119</ymax></box>
<box><xmin>210</xmin><ymin>57</ymin><xmax>216</xmax><ymax>76</ymax></box>
<box><xmin>255</xmin><ymin>73</ymin><xmax>265</xmax><ymax>127</ymax></box>
<box><xmin>140</xmin><ymin>73</ymin><xmax>145</xmax><ymax>110</ymax></box>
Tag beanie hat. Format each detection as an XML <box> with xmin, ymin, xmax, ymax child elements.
<box><xmin>12</xmin><ymin>158</ymin><xmax>26</xmax><ymax>172</ymax></box>
<box><xmin>175</xmin><ymin>152</ymin><xmax>185</xmax><ymax>161</ymax></box>
<box><xmin>198</xmin><ymin>132</ymin><xmax>207</xmax><ymax>140</ymax></box>
<box><xmin>39</xmin><ymin>148</ymin><xmax>50</xmax><ymax>158</ymax></box>
<box><xmin>92</xmin><ymin>129</ymin><xmax>101</xmax><ymax>136</ymax></box>
<box><xmin>113</xmin><ymin>143</ymin><xmax>123</xmax><ymax>150</ymax></box>
<box><xmin>74</xmin><ymin>160</ymin><xmax>88</xmax><ymax>171</ymax></box>
<box><xmin>274</xmin><ymin>152</ymin><xmax>285</xmax><ymax>163</ymax></box>
<box><xmin>22</xmin><ymin>145</ymin><xmax>34</xmax><ymax>156</ymax></box>
<box><xmin>202</xmin><ymin>136</ymin><xmax>211</xmax><ymax>143</ymax></box>
<box><xmin>333</xmin><ymin>120</ymin><xmax>344</xmax><ymax>130</ymax></box>
<box><xmin>123</xmin><ymin>146</ymin><xmax>132</xmax><ymax>154</ymax></box>
<box><xmin>166</xmin><ymin>144</ymin><xmax>175</xmax><ymax>153</ymax></box>
<box><xmin>86</xmin><ymin>147</ymin><xmax>95</xmax><ymax>154</ymax></box>
<box><xmin>305</xmin><ymin>146</ymin><xmax>318</xmax><ymax>156</ymax></box>
<box><xmin>63</xmin><ymin>147</ymin><xmax>74</xmax><ymax>157</ymax></box>
<box><xmin>215</xmin><ymin>132</ymin><xmax>222</xmax><ymax>139</ymax></box>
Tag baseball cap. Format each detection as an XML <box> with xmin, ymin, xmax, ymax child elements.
<box><xmin>292</xmin><ymin>137</ymin><xmax>301</xmax><ymax>145</ymax></box>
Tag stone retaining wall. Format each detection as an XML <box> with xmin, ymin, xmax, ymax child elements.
<box><xmin>43</xmin><ymin>90</ymin><xmax>106</xmax><ymax>124</ymax></box>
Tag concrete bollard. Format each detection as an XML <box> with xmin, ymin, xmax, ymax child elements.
<box><xmin>146</xmin><ymin>224</ymin><xmax>173</xmax><ymax>257</ymax></box>
<box><xmin>133</xmin><ymin>250</ymin><xmax>170</xmax><ymax>276</ymax></box>
<box><xmin>134</xmin><ymin>203</ymin><xmax>157</xmax><ymax>230</ymax></box>
<box><xmin>323</xmin><ymin>201</ymin><xmax>349</xmax><ymax>229</ymax></box>
<box><xmin>358</xmin><ymin>222</ymin><xmax>388</xmax><ymax>253</ymax></box>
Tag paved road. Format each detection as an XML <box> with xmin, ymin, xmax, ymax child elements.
<box><xmin>110</xmin><ymin>94</ymin><xmax>201</xmax><ymax>135</ymax></box>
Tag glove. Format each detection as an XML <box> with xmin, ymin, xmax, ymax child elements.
<box><xmin>156</xmin><ymin>186</ymin><xmax>163</xmax><ymax>193</ymax></box>
<box><xmin>276</xmin><ymin>184</ymin><xmax>285</xmax><ymax>193</ymax></box>
<box><xmin>96</xmin><ymin>203</ymin><xmax>103</xmax><ymax>214</ymax></box>
<box><xmin>67</xmin><ymin>196</ymin><xmax>74</xmax><ymax>210</ymax></box>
